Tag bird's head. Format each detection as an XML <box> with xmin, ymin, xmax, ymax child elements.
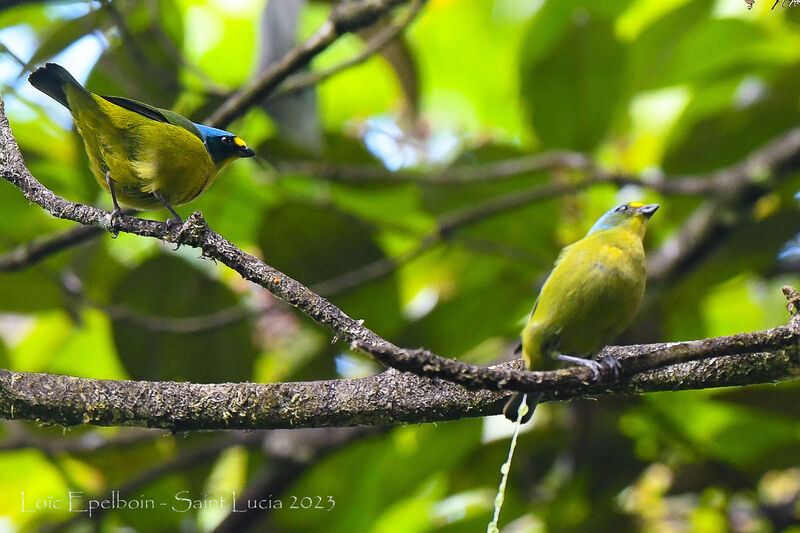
<box><xmin>587</xmin><ymin>201</ymin><xmax>659</xmax><ymax>239</ymax></box>
<box><xmin>194</xmin><ymin>124</ymin><xmax>256</xmax><ymax>169</ymax></box>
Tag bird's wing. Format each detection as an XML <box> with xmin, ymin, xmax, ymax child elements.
<box><xmin>99</xmin><ymin>95</ymin><xmax>203</xmax><ymax>141</ymax></box>
<box><xmin>529</xmin><ymin>295</ymin><xmax>539</xmax><ymax>317</ymax></box>
<box><xmin>99</xmin><ymin>95</ymin><xmax>167</xmax><ymax>122</ymax></box>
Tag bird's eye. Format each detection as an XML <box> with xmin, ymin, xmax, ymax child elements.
<box><xmin>615</xmin><ymin>205</ymin><xmax>628</xmax><ymax>212</ymax></box>
<box><xmin>221</xmin><ymin>136</ymin><xmax>233</xmax><ymax>145</ymax></box>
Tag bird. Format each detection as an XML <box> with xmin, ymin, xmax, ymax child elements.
<box><xmin>28</xmin><ymin>62</ymin><xmax>255</xmax><ymax>227</ymax></box>
<box><xmin>504</xmin><ymin>201</ymin><xmax>659</xmax><ymax>423</ymax></box>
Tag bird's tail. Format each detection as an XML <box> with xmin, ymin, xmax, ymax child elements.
<box><xmin>503</xmin><ymin>392</ymin><xmax>541</xmax><ymax>424</ymax></box>
<box><xmin>28</xmin><ymin>63</ymin><xmax>88</xmax><ymax>110</ymax></box>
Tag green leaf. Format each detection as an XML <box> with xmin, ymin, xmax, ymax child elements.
<box><xmin>631</xmin><ymin>393</ymin><xmax>800</xmax><ymax>467</ymax></box>
<box><xmin>110</xmin><ymin>254</ymin><xmax>257</xmax><ymax>382</ymax></box>
<box><xmin>0</xmin><ymin>271</ymin><xmax>61</xmax><ymax>313</ymax></box>
<box><xmin>8</xmin><ymin>310</ymin><xmax>127</xmax><ymax>379</ymax></box>
<box><xmin>519</xmin><ymin>13</ymin><xmax>627</xmax><ymax>150</ymax></box>
<box><xmin>257</xmin><ymin>201</ymin><xmax>404</xmax><ymax>337</ymax></box>
<box><xmin>663</xmin><ymin>69</ymin><xmax>800</xmax><ymax>174</ymax></box>
<box><xmin>653</xmin><ymin>19</ymin><xmax>787</xmax><ymax>89</ymax></box>
<box><xmin>626</xmin><ymin>1</ymin><xmax>712</xmax><ymax>92</ymax></box>
<box><xmin>0</xmin><ymin>450</ymin><xmax>71</xmax><ymax>528</ymax></box>
<box><xmin>660</xmin><ymin>209</ymin><xmax>800</xmax><ymax>341</ymax></box>
<box><xmin>399</xmin><ymin>251</ymin><xmax>533</xmax><ymax>358</ymax></box>
<box><xmin>420</xmin><ymin>143</ymin><xmax>561</xmax><ymax>258</ymax></box>
<box><xmin>275</xmin><ymin>421</ymin><xmax>482</xmax><ymax>533</ymax></box>
<box><xmin>407</xmin><ymin>0</ymin><xmax>533</xmax><ymax>138</ymax></box>
<box><xmin>0</xmin><ymin>337</ymin><xmax>8</xmax><ymax>368</ymax></box>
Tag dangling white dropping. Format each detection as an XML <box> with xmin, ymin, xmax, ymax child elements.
<box><xmin>487</xmin><ymin>394</ymin><xmax>528</xmax><ymax>533</ymax></box>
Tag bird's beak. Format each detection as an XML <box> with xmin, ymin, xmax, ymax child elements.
<box><xmin>238</xmin><ymin>145</ymin><xmax>256</xmax><ymax>158</ymax></box>
<box><xmin>637</xmin><ymin>204</ymin><xmax>660</xmax><ymax>218</ymax></box>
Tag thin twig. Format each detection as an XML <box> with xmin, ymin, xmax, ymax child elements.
<box><xmin>206</xmin><ymin>0</ymin><xmax>412</xmax><ymax>128</ymax></box>
<box><xmin>0</xmin><ymin>422</ymin><xmax>166</xmax><ymax>454</ymax></box>
<box><xmin>270</xmin><ymin>0</ymin><xmax>427</xmax><ymax>101</ymax></box>
<box><xmin>648</xmin><ymin>128</ymin><xmax>800</xmax><ymax>283</ymax></box>
<box><xmin>283</xmin><ymin>151</ymin><xmax>594</xmax><ymax>185</ymax></box>
<box><xmin>143</xmin><ymin>0</ymin><xmax>231</xmax><ymax>96</ymax></box>
<box><xmin>313</xmin><ymin>180</ymin><xmax>591</xmax><ymax>295</ymax></box>
<box><xmin>101</xmin><ymin>0</ymin><xmax>178</xmax><ymax>88</ymax></box>
<box><xmin>0</xmin><ymin>225</ymin><xmax>104</xmax><ymax>272</ymax></box>
<box><xmin>282</xmin><ymin>153</ymin><xmax>716</xmax><ymax>191</ymax></box>
<box><xmin>316</xmin><ymin>127</ymin><xmax>800</xmax><ymax>294</ymax></box>
<box><xmin>57</xmin><ymin>268</ymin><xmax>273</xmax><ymax>334</ymax></box>
<box><xmin>93</xmin><ymin>301</ymin><xmax>271</xmax><ymax>334</ymax></box>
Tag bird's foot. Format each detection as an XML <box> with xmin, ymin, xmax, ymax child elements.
<box><xmin>153</xmin><ymin>192</ymin><xmax>184</xmax><ymax>248</ymax></box>
<box><xmin>165</xmin><ymin>214</ymin><xmax>184</xmax><ymax>231</ymax></box>
<box><xmin>557</xmin><ymin>354</ymin><xmax>620</xmax><ymax>383</ymax></box>
<box><xmin>108</xmin><ymin>207</ymin><xmax>121</xmax><ymax>238</ymax></box>
<box><xmin>164</xmin><ymin>215</ymin><xmax>185</xmax><ymax>250</ymax></box>
<box><xmin>597</xmin><ymin>355</ymin><xmax>622</xmax><ymax>381</ymax></box>
<box><xmin>104</xmin><ymin>171</ymin><xmax>122</xmax><ymax>238</ymax></box>
<box><xmin>557</xmin><ymin>354</ymin><xmax>602</xmax><ymax>381</ymax></box>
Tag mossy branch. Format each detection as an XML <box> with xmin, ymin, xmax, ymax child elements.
<box><xmin>3</xmin><ymin>97</ymin><xmax>800</xmax><ymax>429</ymax></box>
<box><xmin>1</xmin><ymin>340</ymin><xmax>800</xmax><ymax>430</ymax></box>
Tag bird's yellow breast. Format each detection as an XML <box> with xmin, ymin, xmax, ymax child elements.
<box><xmin>65</xmin><ymin>86</ymin><xmax>217</xmax><ymax>210</ymax></box>
<box><xmin>521</xmin><ymin>227</ymin><xmax>646</xmax><ymax>367</ymax></box>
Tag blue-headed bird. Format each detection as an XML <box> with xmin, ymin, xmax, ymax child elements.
<box><xmin>28</xmin><ymin>63</ymin><xmax>255</xmax><ymax>226</ymax></box>
<box><xmin>504</xmin><ymin>202</ymin><xmax>659</xmax><ymax>423</ymax></box>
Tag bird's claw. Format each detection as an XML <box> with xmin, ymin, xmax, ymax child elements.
<box><xmin>597</xmin><ymin>355</ymin><xmax>622</xmax><ymax>381</ymax></box>
<box><xmin>165</xmin><ymin>216</ymin><xmax>183</xmax><ymax>232</ymax></box>
<box><xmin>557</xmin><ymin>354</ymin><xmax>601</xmax><ymax>381</ymax></box>
<box><xmin>557</xmin><ymin>354</ymin><xmax>621</xmax><ymax>383</ymax></box>
<box><xmin>164</xmin><ymin>216</ymin><xmax>185</xmax><ymax>250</ymax></box>
<box><xmin>108</xmin><ymin>207</ymin><xmax>121</xmax><ymax>238</ymax></box>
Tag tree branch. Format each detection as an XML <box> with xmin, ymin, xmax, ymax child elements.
<box><xmin>283</xmin><ymin>127</ymin><xmax>800</xmax><ymax>192</ymax></box>
<box><xmin>1</xmin><ymin>329</ymin><xmax>800</xmax><ymax>430</ymax></box>
<box><xmin>648</xmin><ymin>129</ymin><xmax>800</xmax><ymax>282</ymax></box>
<box><xmin>4</xmin><ymin>97</ymin><xmax>800</xmax><ymax>430</ymax></box>
<box><xmin>309</xmin><ymin>165</ymin><xmax>720</xmax><ymax>296</ymax></box>
<box><xmin>0</xmin><ymin>224</ymin><xmax>103</xmax><ymax>272</ymax></box>
<box><xmin>58</xmin><ymin>269</ymin><xmax>274</xmax><ymax>334</ymax></box>
<box><xmin>282</xmin><ymin>153</ymin><xmax>712</xmax><ymax>192</ymax></box>
<box><xmin>270</xmin><ymin>0</ymin><xmax>427</xmax><ymax>102</ymax></box>
<box><xmin>206</xmin><ymin>0</ymin><xmax>412</xmax><ymax>128</ymax></box>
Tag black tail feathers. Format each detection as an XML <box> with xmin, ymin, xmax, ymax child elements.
<box><xmin>28</xmin><ymin>63</ymin><xmax>86</xmax><ymax>110</ymax></box>
<box><xmin>503</xmin><ymin>392</ymin><xmax>542</xmax><ymax>424</ymax></box>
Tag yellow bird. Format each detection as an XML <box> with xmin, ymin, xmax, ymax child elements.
<box><xmin>505</xmin><ymin>202</ymin><xmax>659</xmax><ymax>422</ymax></box>
<box><xmin>28</xmin><ymin>63</ymin><xmax>255</xmax><ymax>226</ymax></box>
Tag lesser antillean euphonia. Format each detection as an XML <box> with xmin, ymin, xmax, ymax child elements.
<box><xmin>505</xmin><ymin>202</ymin><xmax>659</xmax><ymax>423</ymax></box>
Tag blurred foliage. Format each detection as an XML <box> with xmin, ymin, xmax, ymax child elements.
<box><xmin>1</xmin><ymin>0</ymin><xmax>800</xmax><ymax>532</ymax></box>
